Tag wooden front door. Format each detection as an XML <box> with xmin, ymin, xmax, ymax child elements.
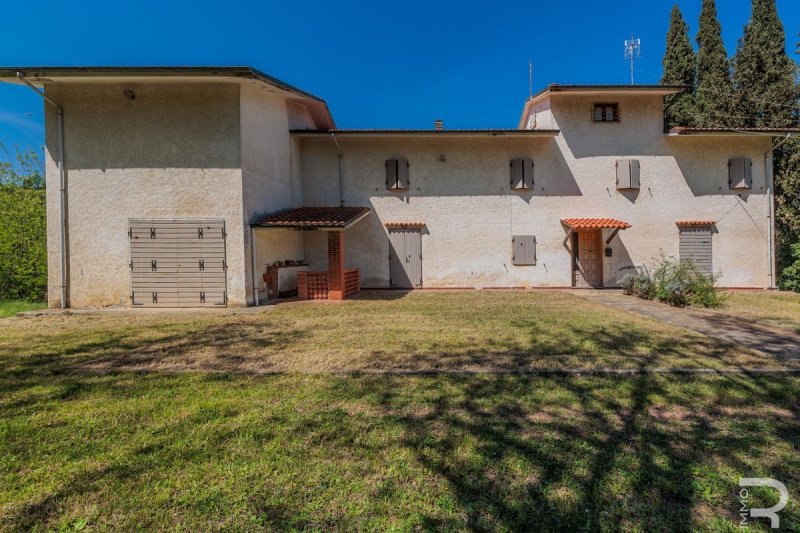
<box><xmin>388</xmin><ymin>228</ymin><xmax>423</xmax><ymax>288</ymax></box>
<box><xmin>573</xmin><ymin>229</ymin><xmax>603</xmax><ymax>288</ymax></box>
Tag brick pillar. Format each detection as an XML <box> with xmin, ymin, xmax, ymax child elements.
<box><xmin>327</xmin><ymin>231</ymin><xmax>346</xmax><ymax>300</ymax></box>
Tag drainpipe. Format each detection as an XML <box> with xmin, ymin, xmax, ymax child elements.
<box><xmin>764</xmin><ymin>133</ymin><xmax>792</xmax><ymax>289</ymax></box>
<box><xmin>331</xmin><ymin>133</ymin><xmax>344</xmax><ymax>207</ymax></box>
<box><xmin>250</xmin><ymin>225</ymin><xmax>259</xmax><ymax>306</ymax></box>
<box><xmin>17</xmin><ymin>72</ymin><xmax>68</xmax><ymax>308</ymax></box>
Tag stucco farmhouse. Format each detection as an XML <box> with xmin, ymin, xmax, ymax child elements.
<box><xmin>2</xmin><ymin>66</ymin><xmax>796</xmax><ymax>308</ymax></box>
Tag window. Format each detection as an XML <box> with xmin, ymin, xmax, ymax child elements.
<box><xmin>386</xmin><ymin>158</ymin><xmax>409</xmax><ymax>190</ymax></box>
<box><xmin>512</xmin><ymin>235</ymin><xmax>536</xmax><ymax>265</ymax></box>
<box><xmin>615</xmin><ymin>159</ymin><xmax>640</xmax><ymax>190</ymax></box>
<box><xmin>593</xmin><ymin>103</ymin><xmax>619</xmax><ymax>123</ymax></box>
<box><xmin>510</xmin><ymin>158</ymin><xmax>534</xmax><ymax>190</ymax></box>
<box><xmin>728</xmin><ymin>158</ymin><xmax>752</xmax><ymax>190</ymax></box>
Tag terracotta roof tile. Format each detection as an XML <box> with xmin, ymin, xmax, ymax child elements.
<box><xmin>561</xmin><ymin>218</ymin><xmax>631</xmax><ymax>230</ymax></box>
<box><xmin>385</xmin><ymin>221</ymin><xmax>426</xmax><ymax>228</ymax></box>
<box><xmin>253</xmin><ymin>206</ymin><xmax>370</xmax><ymax>229</ymax></box>
<box><xmin>675</xmin><ymin>219</ymin><xmax>715</xmax><ymax>226</ymax></box>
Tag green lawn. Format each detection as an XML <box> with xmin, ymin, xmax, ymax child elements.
<box><xmin>1</xmin><ymin>292</ymin><xmax>798</xmax><ymax>531</ymax></box>
<box><xmin>721</xmin><ymin>290</ymin><xmax>800</xmax><ymax>333</ymax></box>
<box><xmin>0</xmin><ymin>299</ymin><xmax>46</xmax><ymax>318</ymax></box>
<box><xmin>1</xmin><ymin>372</ymin><xmax>797</xmax><ymax>531</ymax></box>
<box><xmin>0</xmin><ymin>291</ymin><xmax>791</xmax><ymax>373</ymax></box>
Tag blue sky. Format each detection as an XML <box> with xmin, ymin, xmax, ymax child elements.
<box><xmin>0</xmin><ymin>0</ymin><xmax>797</xmax><ymax>152</ymax></box>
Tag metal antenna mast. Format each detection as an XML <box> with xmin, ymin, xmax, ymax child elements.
<box><xmin>624</xmin><ymin>34</ymin><xmax>641</xmax><ymax>84</ymax></box>
<box><xmin>528</xmin><ymin>61</ymin><xmax>533</xmax><ymax>100</ymax></box>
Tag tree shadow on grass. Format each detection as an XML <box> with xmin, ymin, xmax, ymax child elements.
<box><xmin>2</xmin><ymin>371</ymin><xmax>798</xmax><ymax>531</ymax></box>
<box><xmin>327</xmin><ymin>373</ymin><xmax>800</xmax><ymax>531</ymax></box>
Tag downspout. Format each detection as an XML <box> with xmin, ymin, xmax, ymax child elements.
<box><xmin>331</xmin><ymin>133</ymin><xmax>344</xmax><ymax>207</ymax></box>
<box><xmin>250</xmin><ymin>225</ymin><xmax>259</xmax><ymax>306</ymax></box>
<box><xmin>764</xmin><ymin>133</ymin><xmax>792</xmax><ymax>289</ymax></box>
<box><xmin>17</xmin><ymin>72</ymin><xmax>68</xmax><ymax>308</ymax></box>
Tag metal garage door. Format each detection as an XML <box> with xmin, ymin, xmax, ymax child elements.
<box><xmin>129</xmin><ymin>219</ymin><xmax>227</xmax><ymax>307</ymax></box>
<box><xmin>388</xmin><ymin>227</ymin><xmax>422</xmax><ymax>288</ymax></box>
<box><xmin>679</xmin><ymin>226</ymin><xmax>712</xmax><ymax>275</ymax></box>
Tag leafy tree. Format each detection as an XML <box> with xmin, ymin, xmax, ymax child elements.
<box><xmin>661</xmin><ymin>4</ymin><xmax>696</xmax><ymax>129</ymax></box>
<box><xmin>0</xmin><ymin>144</ymin><xmax>44</xmax><ymax>189</ymax></box>
<box><xmin>0</xmin><ymin>145</ymin><xmax>47</xmax><ymax>301</ymax></box>
<box><xmin>694</xmin><ymin>0</ymin><xmax>735</xmax><ymax>127</ymax></box>
<box><xmin>732</xmin><ymin>0</ymin><xmax>797</xmax><ymax>127</ymax></box>
<box><xmin>776</xmin><ymin>137</ymin><xmax>800</xmax><ymax>289</ymax></box>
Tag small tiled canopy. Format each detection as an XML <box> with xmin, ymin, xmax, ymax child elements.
<box><xmin>561</xmin><ymin>218</ymin><xmax>632</xmax><ymax>230</ymax></box>
<box><xmin>675</xmin><ymin>219</ymin><xmax>715</xmax><ymax>226</ymax></box>
<box><xmin>253</xmin><ymin>206</ymin><xmax>370</xmax><ymax>230</ymax></box>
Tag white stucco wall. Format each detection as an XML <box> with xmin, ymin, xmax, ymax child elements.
<box><xmin>44</xmin><ymin>82</ymin><xmax>246</xmax><ymax>308</ymax></box>
<box><xmin>46</xmin><ymin>83</ymin><xmax>772</xmax><ymax>308</ymax></box>
<box><xmin>240</xmin><ymin>85</ymin><xmax>313</xmax><ymax>301</ymax></box>
<box><xmin>299</xmin><ymin>94</ymin><xmax>771</xmax><ymax>288</ymax></box>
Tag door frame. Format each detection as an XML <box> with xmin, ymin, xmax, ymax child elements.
<box><xmin>388</xmin><ymin>227</ymin><xmax>423</xmax><ymax>289</ymax></box>
<box><xmin>571</xmin><ymin>229</ymin><xmax>603</xmax><ymax>288</ymax></box>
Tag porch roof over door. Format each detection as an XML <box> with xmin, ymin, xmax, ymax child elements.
<box><xmin>561</xmin><ymin>218</ymin><xmax>632</xmax><ymax>230</ymax></box>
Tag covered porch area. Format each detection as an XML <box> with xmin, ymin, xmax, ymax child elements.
<box><xmin>251</xmin><ymin>206</ymin><xmax>370</xmax><ymax>302</ymax></box>
<box><xmin>561</xmin><ymin>218</ymin><xmax>632</xmax><ymax>288</ymax></box>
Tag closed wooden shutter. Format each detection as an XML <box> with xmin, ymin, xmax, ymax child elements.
<box><xmin>616</xmin><ymin>159</ymin><xmax>640</xmax><ymax>190</ymax></box>
<box><xmin>512</xmin><ymin>235</ymin><xmax>536</xmax><ymax>265</ymax></box>
<box><xmin>386</xmin><ymin>158</ymin><xmax>409</xmax><ymax>190</ymax></box>
<box><xmin>728</xmin><ymin>158</ymin><xmax>752</xmax><ymax>190</ymax></box>
<box><xmin>679</xmin><ymin>227</ymin><xmax>712</xmax><ymax>274</ymax></box>
<box><xmin>129</xmin><ymin>219</ymin><xmax>227</xmax><ymax>307</ymax></box>
<box><xmin>510</xmin><ymin>158</ymin><xmax>534</xmax><ymax>190</ymax></box>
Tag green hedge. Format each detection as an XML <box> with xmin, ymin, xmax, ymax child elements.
<box><xmin>0</xmin><ymin>186</ymin><xmax>46</xmax><ymax>301</ymax></box>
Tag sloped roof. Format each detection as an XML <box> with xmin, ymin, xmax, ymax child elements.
<box><xmin>1</xmin><ymin>66</ymin><xmax>335</xmax><ymax>129</ymax></box>
<box><xmin>252</xmin><ymin>206</ymin><xmax>370</xmax><ymax>230</ymax></box>
<box><xmin>668</xmin><ymin>126</ymin><xmax>800</xmax><ymax>136</ymax></box>
<box><xmin>675</xmin><ymin>219</ymin><xmax>715</xmax><ymax>226</ymax></box>
<box><xmin>561</xmin><ymin>218</ymin><xmax>632</xmax><ymax>230</ymax></box>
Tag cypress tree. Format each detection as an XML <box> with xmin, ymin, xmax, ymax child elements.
<box><xmin>661</xmin><ymin>4</ymin><xmax>696</xmax><ymax>128</ymax></box>
<box><xmin>732</xmin><ymin>0</ymin><xmax>797</xmax><ymax>127</ymax></box>
<box><xmin>694</xmin><ymin>0</ymin><xmax>734</xmax><ymax>127</ymax></box>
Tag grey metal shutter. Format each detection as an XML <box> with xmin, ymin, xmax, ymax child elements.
<box><xmin>510</xmin><ymin>158</ymin><xmax>534</xmax><ymax>190</ymax></box>
<box><xmin>388</xmin><ymin>227</ymin><xmax>422</xmax><ymax>288</ymax></box>
<box><xmin>512</xmin><ymin>235</ymin><xmax>536</xmax><ymax>265</ymax></box>
<box><xmin>129</xmin><ymin>219</ymin><xmax>227</xmax><ymax>307</ymax></box>
<box><xmin>728</xmin><ymin>158</ymin><xmax>752</xmax><ymax>189</ymax></box>
<box><xmin>386</xmin><ymin>158</ymin><xmax>409</xmax><ymax>190</ymax></box>
<box><xmin>616</xmin><ymin>159</ymin><xmax>640</xmax><ymax>190</ymax></box>
<box><xmin>679</xmin><ymin>227</ymin><xmax>712</xmax><ymax>275</ymax></box>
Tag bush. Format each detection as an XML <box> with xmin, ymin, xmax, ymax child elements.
<box><xmin>618</xmin><ymin>272</ymin><xmax>636</xmax><ymax>295</ymax></box>
<box><xmin>621</xmin><ymin>253</ymin><xmax>724</xmax><ymax>308</ymax></box>
<box><xmin>0</xmin><ymin>185</ymin><xmax>47</xmax><ymax>301</ymax></box>
<box><xmin>779</xmin><ymin>243</ymin><xmax>800</xmax><ymax>292</ymax></box>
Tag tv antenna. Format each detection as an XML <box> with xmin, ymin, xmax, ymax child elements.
<box><xmin>528</xmin><ymin>60</ymin><xmax>533</xmax><ymax>100</ymax></box>
<box><xmin>624</xmin><ymin>34</ymin><xmax>641</xmax><ymax>84</ymax></box>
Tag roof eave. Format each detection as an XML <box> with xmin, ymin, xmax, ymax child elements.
<box><xmin>667</xmin><ymin>129</ymin><xmax>800</xmax><ymax>137</ymax></box>
<box><xmin>0</xmin><ymin>65</ymin><xmax>336</xmax><ymax>129</ymax></box>
<box><xmin>290</xmin><ymin>129</ymin><xmax>560</xmax><ymax>138</ymax></box>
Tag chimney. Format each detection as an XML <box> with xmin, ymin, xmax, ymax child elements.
<box><xmin>434</xmin><ymin>119</ymin><xmax>443</xmax><ymax>131</ymax></box>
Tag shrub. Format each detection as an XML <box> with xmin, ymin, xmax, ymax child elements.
<box><xmin>618</xmin><ymin>272</ymin><xmax>636</xmax><ymax>295</ymax></box>
<box><xmin>779</xmin><ymin>243</ymin><xmax>800</xmax><ymax>292</ymax></box>
<box><xmin>618</xmin><ymin>269</ymin><xmax>655</xmax><ymax>299</ymax></box>
<box><xmin>633</xmin><ymin>270</ymin><xmax>656</xmax><ymax>300</ymax></box>
<box><xmin>621</xmin><ymin>253</ymin><xmax>724</xmax><ymax>308</ymax></box>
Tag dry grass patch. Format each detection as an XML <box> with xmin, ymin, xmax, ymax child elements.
<box><xmin>0</xmin><ymin>291</ymin><xmax>791</xmax><ymax>374</ymax></box>
<box><xmin>721</xmin><ymin>290</ymin><xmax>800</xmax><ymax>332</ymax></box>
